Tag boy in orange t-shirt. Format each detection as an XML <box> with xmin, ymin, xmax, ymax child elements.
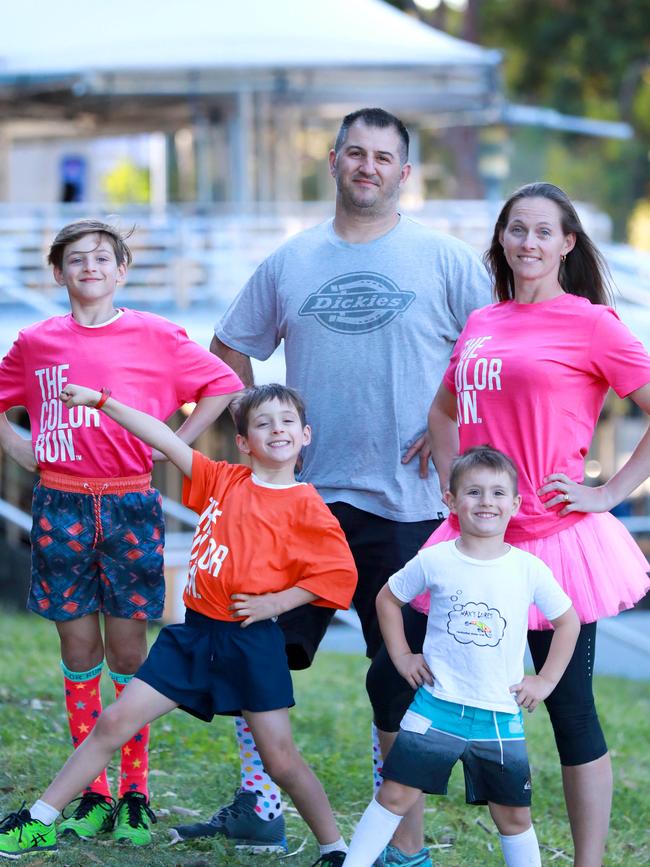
<box><xmin>0</xmin><ymin>383</ymin><xmax>356</xmax><ymax>867</ymax></box>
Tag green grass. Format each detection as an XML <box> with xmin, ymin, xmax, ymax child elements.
<box><xmin>0</xmin><ymin>610</ymin><xmax>648</xmax><ymax>865</ymax></box>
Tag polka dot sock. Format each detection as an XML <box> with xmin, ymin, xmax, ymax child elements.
<box><xmin>233</xmin><ymin>716</ymin><xmax>282</xmax><ymax>820</ymax></box>
<box><xmin>372</xmin><ymin>723</ymin><xmax>383</xmax><ymax>794</ymax></box>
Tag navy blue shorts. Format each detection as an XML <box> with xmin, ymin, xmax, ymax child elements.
<box><xmin>136</xmin><ymin>608</ymin><xmax>295</xmax><ymax>721</ymax></box>
<box><xmin>29</xmin><ymin>481</ymin><xmax>165</xmax><ymax>622</ymax></box>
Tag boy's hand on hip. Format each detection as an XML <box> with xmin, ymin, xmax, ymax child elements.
<box><xmin>230</xmin><ymin>592</ymin><xmax>282</xmax><ymax>627</ymax></box>
<box><xmin>510</xmin><ymin>674</ymin><xmax>555</xmax><ymax>713</ymax></box>
<box><xmin>393</xmin><ymin>652</ymin><xmax>433</xmax><ymax>690</ymax></box>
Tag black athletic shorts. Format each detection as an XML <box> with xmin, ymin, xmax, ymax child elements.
<box><xmin>276</xmin><ymin>504</ymin><xmax>439</xmax><ymax>669</ymax></box>
<box><xmin>277</xmin><ymin>602</ymin><xmax>336</xmax><ymax>671</ymax></box>
<box><xmin>366</xmin><ymin>603</ymin><xmax>429</xmax><ymax>731</ymax></box>
<box><xmin>328</xmin><ymin>502</ymin><xmax>441</xmax><ymax>659</ymax></box>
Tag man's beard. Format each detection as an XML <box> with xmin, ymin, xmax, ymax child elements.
<box><xmin>337</xmin><ymin>176</ymin><xmax>398</xmax><ymax>215</ymax></box>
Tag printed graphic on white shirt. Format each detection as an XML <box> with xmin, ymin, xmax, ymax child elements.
<box><xmin>454</xmin><ymin>336</ymin><xmax>502</xmax><ymax>426</ymax></box>
<box><xmin>447</xmin><ymin>590</ymin><xmax>506</xmax><ymax>647</ymax></box>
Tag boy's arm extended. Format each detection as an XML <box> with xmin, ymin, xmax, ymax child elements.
<box><xmin>59</xmin><ymin>384</ymin><xmax>194</xmax><ymax>478</ymax></box>
<box><xmin>376</xmin><ymin>583</ymin><xmax>433</xmax><ymax>690</ymax></box>
<box><xmin>230</xmin><ymin>588</ymin><xmax>318</xmax><ymax>628</ymax></box>
<box><xmin>510</xmin><ymin>605</ymin><xmax>580</xmax><ymax>712</ymax></box>
<box><xmin>151</xmin><ymin>392</ymin><xmax>242</xmax><ymax>461</ymax></box>
<box><xmin>0</xmin><ymin>413</ymin><xmax>36</xmax><ymax>472</ymax></box>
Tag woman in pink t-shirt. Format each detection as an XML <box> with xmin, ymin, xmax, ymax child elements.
<box><xmin>434</xmin><ymin>183</ymin><xmax>650</xmax><ymax>865</ymax></box>
<box><xmin>368</xmin><ymin>183</ymin><xmax>650</xmax><ymax>867</ymax></box>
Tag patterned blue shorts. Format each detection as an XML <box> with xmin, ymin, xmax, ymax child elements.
<box><xmin>29</xmin><ymin>475</ymin><xmax>165</xmax><ymax>622</ymax></box>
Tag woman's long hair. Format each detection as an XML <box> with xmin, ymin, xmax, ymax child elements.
<box><xmin>485</xmin><ymin>182</ymin><xmax>614</xmax><ymax>305</ymax></box>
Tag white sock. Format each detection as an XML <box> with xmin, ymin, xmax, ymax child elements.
<box><xmin>233</xmin><ymin>716</ymin><xmax>283</xmax><ymax>820</ymax></box>
<box><xmin>344</xmin><ymin>798</ymin><xmax>402</xmax><ymax>866</ymax></box>
<box><xmin>29</xmin><ymin>800</ymin><xmax>59</xmax><ymax>825</ymax></box>
<box><xmin>320</xmin><ymin>836</ymin><xmax>347</xmax><ymax>855</ymax></box>
<box><xmin>371</xmin><ymin>723</ymin><xmax>383</xmax><ymax>794</ymax></box>
<box><xmin>499</xmin><ymin>825</ymin><xmax>541</xmax><ymax>867</ymax></box>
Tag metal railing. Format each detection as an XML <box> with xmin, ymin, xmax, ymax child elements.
<box><xmin>1</xmin><ymin>204</ymin><xmax>648</xmax><ymax>317</ymax></box>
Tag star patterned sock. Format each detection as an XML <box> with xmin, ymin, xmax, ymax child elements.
<box><xmin>61</xmin><ymin>661</ymin><xmax>112</xmax><ymax>798</ymax></box>
<box><xmin>234</xmin><ymin>716</ymin><xmax>283</xmax><ymax>820</ymax></box>
<box><xmin>110</xmin><ymin>670</ymin><xmax>150</xmax><ymax>799</ymax></box>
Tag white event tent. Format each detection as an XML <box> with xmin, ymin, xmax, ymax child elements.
<box><xmin>0</xmin><ymin>0</ymin><xmax>501</xmax><ymax>204</ymax></box>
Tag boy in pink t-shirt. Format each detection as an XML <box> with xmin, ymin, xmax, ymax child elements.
<box><xmin>0</xmin><ymin>219</ymin><xmax>242</xmax><ymax>845</ymax></box>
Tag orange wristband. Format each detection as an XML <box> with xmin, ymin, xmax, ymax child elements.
<box><xmin>95</xmin><ymin>387</ymin><xmax>111</xmax><ymax>410</ymax></box>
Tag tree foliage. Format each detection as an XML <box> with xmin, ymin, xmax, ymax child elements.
<box><xmin>384</xmin><ymin>0</ymin><xmax>650</xmax><ymax>239</ymax></box>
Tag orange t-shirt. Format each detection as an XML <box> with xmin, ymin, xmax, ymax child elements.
<box><xmin>182</xmin><ymin>451</ymin><xmax>357</xmax><ymax>621</ymax></box>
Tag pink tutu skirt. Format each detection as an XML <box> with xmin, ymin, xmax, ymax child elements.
<box><xmin>410</xmin><ymin>512</ymin><xmax>650</xmax><ymax>630</ymax></box>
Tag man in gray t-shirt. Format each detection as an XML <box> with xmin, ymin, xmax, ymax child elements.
<box><xmin>171</xmin><ymin>109</ymin><xmax>491</xmax><ymax>865</ymax></box>
<box><xmin>213</xmin><ymin>112</ymin><xmax>490</xmax><ymax>656</ymax></box>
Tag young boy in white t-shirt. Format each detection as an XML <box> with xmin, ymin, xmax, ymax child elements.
<box><xmin>343</xmin><ymin>445</ymin><xmax>580</xmax><ymax>867</ymax></box>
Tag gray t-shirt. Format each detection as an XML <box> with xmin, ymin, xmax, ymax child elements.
<box><xmin>216</xmin><ymin>216</ymin><xmax>491</xmax><ymax>521</ymax></box>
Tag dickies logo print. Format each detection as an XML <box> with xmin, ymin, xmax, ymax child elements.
<box><xmin>298</xmin><ymin>272</ymin><xmax>415</xmax><ymax>334</ymax></box>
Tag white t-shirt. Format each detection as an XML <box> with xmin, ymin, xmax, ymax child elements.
<box><xmin>388</xmin><ymin>540</ymin><xmax>571</xmax><ymax>713</ymax></box>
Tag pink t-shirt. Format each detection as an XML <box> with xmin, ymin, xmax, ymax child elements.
<box><xmin>443</xmin><ymin>294</ymin><xmax>650</xmax><ymax>541</ymax></box>
<box><xmin>0</xmin><ymin>309</ymin><xmax>243</xmax><ymax>477</ymax></box>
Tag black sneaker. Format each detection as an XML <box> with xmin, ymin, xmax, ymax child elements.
<box><xmin>310</xmin><ymin>852</ymin><xmax>347</xmax><ymax>866</ymax></box>
<box><xmin>169</xmin><ymin>788</ymin><xmax>287</xmax><ymax>853</ymax></box>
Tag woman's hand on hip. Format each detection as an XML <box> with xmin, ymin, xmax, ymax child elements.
<box><xmin>538</xmin><ymin>472</ymin><xmax>613</xmax><ymax>515</ymax></box>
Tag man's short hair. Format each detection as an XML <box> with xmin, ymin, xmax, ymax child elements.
<box><xmin>48</xmin><ymin>219</ymin><xmax>134</xmax><ymax>269</ymax></box>
<box><xmin>334</xmin><ymin>108</ymin><xmax>410</xmax><ymax>165</ymax></box>
<box><xmin>449</xmin><ymin>446</ymin><xmax>519</xmax><ymax>495</ymax></box>
<box><xmin>234</xmin><ymin>384</ymin><xmax>307</xmax><ymax>437</ymax></box>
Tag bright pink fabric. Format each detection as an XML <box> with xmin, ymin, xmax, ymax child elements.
<box><xmin>413</xmin><ymin>294</ymin><xmax>650</xmax><ymax>626</ymax></box>
<box><xmin>0</xmin><ymin>309</ymin><xmax>242</xmax><ymax>477</ymax></box>
<box><xmin>411</xmin><ymin>513</ymin><xmax>650</xmax><ymax>628</ymax></box>
<box><xmin>443</xmin><ymin>294</ymin><xmax>650</xmax><ymax>542</ymax></box>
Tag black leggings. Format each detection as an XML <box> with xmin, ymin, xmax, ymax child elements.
<box><xmin>367</xmin><ymin>610</ymin><xmax>608</xmax><ymax>767</ymax></box>
<box><xmin>528</xmin><ymin>621</ymin><xmax>607</xmax><ymax>766</ymax></box>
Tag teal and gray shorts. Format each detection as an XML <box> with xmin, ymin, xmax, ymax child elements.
<box><xmin>381</xmin><ymin>689</ymin><xmax>532</xmax><ymax>807</ymax></box>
